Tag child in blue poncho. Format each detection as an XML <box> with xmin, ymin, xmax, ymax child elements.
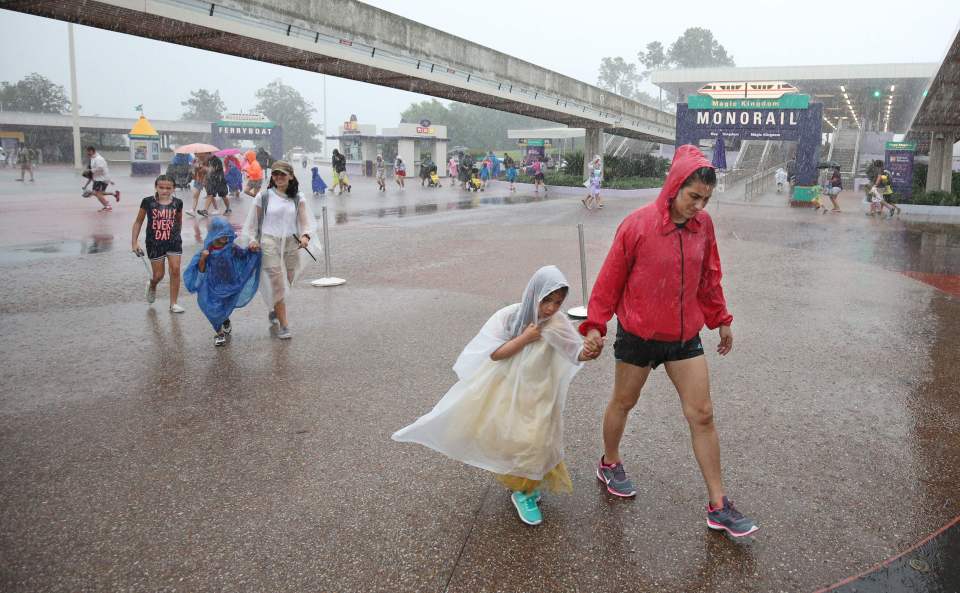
<box><xmin>184</xmin><ymin>216</ymin><xmax>262</xmax><ymax>346</ymax></box>
<box><xmin>311</xmin><ymin>166</ymin><xmax>327</xmax><ymax>197</ymax></box>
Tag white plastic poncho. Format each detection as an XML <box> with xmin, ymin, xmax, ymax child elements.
<box><xmin>392</xmin><ymin>266</ymin><xmax>584</xmax><ymax>481</ymax></box>
<box><xmin>241</xmin><ymin>188</ymin><xmax>319</xmax><ymax>308</ymax></box>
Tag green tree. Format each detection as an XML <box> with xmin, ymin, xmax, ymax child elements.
<box><xmin>598</xmin><ymin>57</ymin><xmax>641</xmax><ymax>99</ymax></box>
<box><xmin>180</xmin><ymin>89</ymin><xmax>227</xmax><ymax>121</ymax></box>
<box><xmin>637</xmin><ymin>41</ymin><xmax>668</xmax><ymax>78</ymax></box>
<box><xmin>0</xmin><ymin>72</ymin><xmax>70</xmax><ymax>113</ymax></box>
<box><xmin>666</xmin><ymin>28</ymin><xmax>735</xmax><ymax>69</ymax></box>
<box><xmin>255</xmin><ymin>79</ymin><xmax>321</xmax><ymax>151</ymax></box>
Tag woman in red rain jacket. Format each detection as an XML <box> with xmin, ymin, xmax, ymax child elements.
<box><xmin>581</xmin><ymin>144</ymin><xmax>758</xmax><ymax>537</ymax></box>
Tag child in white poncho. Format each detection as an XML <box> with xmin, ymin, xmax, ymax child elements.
<box><xmin>392</xmin><ymin>266</ymin><xmax>602</xmax><ymax>526</ymax></box>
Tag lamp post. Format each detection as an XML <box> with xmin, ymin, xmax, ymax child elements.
<box><xmin>68</xmin><ymin>23</ymin><xmax>82</xmax><ymax>172</ymax></box>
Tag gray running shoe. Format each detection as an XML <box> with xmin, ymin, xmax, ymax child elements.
<box><xmin>221</xmin><ymin>318</ymin><xmax>232</xmax><ymax>335</ymax></box>
<box><xmin>277</xmin><ymin>326</ymin><xmax>292</xmax><ymax>340</ymax></box>
<box><xmin>214</xmin><ymin>333</ymin><xmax>226</xmax><ymax>347</ymax></box>
<box><xmin>706</xmin><ymin>497</ymin><xmax>759</xmax><ymax>538</ymax></box>
<box><xmin>597</xmin><ymin>457</ymin><xmax>637</xmax><ymax>498</ymax></box>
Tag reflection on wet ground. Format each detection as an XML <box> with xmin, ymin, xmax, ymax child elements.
<box><xmin>0</xmin><ymin>234</ymin><xmax>116</xmax><ymax>263</ymax></box>
<box><xmin>826</xmin><ymin>516</ymin><xmax>960</xmax><ymax>593</ymax></box>
<box><xmin>323</xmin><ymin>192</ymin><xmax>557</xmax><ymax>225</ymax></box>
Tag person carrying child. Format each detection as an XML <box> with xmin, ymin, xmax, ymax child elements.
<box><xmin>583</xmin><ymin>155</ymin><xmax>603</xmax><ymax>209</ymax></box>
<box><xmin>184</xmin><ymin>217</ymin><xmax>262</xmax><ymax>347</ymax></box>
<box><xmin>393</xmin><ymin>266</ymin><xmax>602</xmax><ymax>526</ymax></box>
<box><xmin>131</xmin><ymin>174</ymin><xmax>185</xmax><ymax>313</ymax></box>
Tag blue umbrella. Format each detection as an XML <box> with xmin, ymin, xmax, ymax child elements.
<box><xmin>711</xmin><ymin>136</ymin><xmax>727</xmax><ymax>171</ymax></box>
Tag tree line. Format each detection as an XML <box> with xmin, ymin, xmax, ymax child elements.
<box><xmin>596</xmin><ymin>27</ymin><xmax>735</xmax><ymax>108</ymax></box>
<box><xmin>1</xmin><ymin>73</ymin><xmax>323</xmax><ymax>151</ymax></box>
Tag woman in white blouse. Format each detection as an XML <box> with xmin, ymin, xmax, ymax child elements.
<box><xmin>242</xmin><ymin>161</ymin><xmax>317</xmax><ymax>339</ymax></box>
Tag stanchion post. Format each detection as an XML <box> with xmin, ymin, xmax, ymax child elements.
<box><xmin>567</xmin><ymin>223</ymin><xmax>588</xmax><ymax>319</ymax></box>
<box><xmin>310</xmin><ymin>205</ymin><xmax>346</xmax><ymax>287</ymax></box>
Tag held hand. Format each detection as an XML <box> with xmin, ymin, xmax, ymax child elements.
<box><xmin>132</xmin><ymin>243</ymin><xmax>142</xmax><ymax>256</ymax></box>
<box><xmin>200</xmin><ymin>249</ymin><xmax>210</xmax><ymax>259</ymax></box>
<box><xmin>520</xmin><ymin>323</ymin><xmax>541</xmax><ymax>345</ymax></box>
<box><xmin>248</xmin><ymin>240</ymin><xmax>260</xmax><ymax>252</ymax></box>
<box><xmin>717</xmin><ymin>325</ymin><xmax>733</xmax><ymax>356</ymax></box>
<box><xmin>299</xmin><ymin>235</ymin><xmax>309</xmax><ymax>249</ymax></box>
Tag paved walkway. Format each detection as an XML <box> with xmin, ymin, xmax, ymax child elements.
<box><xmin>1</xmin><ymin>167</ymin><xmax>958</xmax><ymax>592</ymax></box>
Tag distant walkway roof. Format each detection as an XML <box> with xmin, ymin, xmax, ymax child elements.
<box><xmin>0</xmin><ymin>112</ymin><xmax>210</xmax><ymax>134</ymax></box>
<box><xmin>652</xmin><ymin>63</ymin><xmax>938</xmax><ymax>133</ymax></box>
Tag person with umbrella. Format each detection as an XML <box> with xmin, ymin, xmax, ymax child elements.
<box><xmin>176</xmin><ymin>143</ymin><xmax>219</xmax><ymax>216</ymax></box>
<box><xmin>583</xmin><ymin>155</ymin><xmax>603</xmax><ymax>209</ymax></box>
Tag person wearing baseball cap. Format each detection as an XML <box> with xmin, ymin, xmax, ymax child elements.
<box><xmin>241</xmin><ymin>160</ymin><xmax>318</xmax><ymax>339</ymax></box>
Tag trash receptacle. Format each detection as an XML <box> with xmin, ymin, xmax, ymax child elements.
<box><xmin>364</xmin><ymin>160</ymin><xmax>373</xmax><ymax>177</ymax></box>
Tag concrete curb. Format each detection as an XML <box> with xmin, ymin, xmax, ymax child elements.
<box><xmin>897</xmin><ymin>203</ymin><xmax>960</xmax><ymax>223</ymax></box>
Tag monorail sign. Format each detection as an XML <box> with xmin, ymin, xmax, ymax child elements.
<box><xmin>675</xmin><ymin>94</ymin><xmax>823</xmax><ymax>188</ymax></box>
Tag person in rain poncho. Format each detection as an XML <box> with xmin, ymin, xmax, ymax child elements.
<box><xmin>311</xmin><ymin>166</ymin><xmax>328</xmax><ymax>197</ymax></box>
<box><xmin>241</xmin><ymin>160</ymin><xmax>318</xmax><ymax>340</ymax></box>
<box><xmin>579</xmin><ymin>145</ymin><xmax>759</xmax><ymax>538</ymax></box>
<box><xmin>393</xmin><ymin>266</ymin><xmax>603</xmax><ymax>526</ymax></box>
<box><xmin>583</xmin><ymin>155</ymin><xmax>603</xmax><ymax>210</ymax></box>
<box><xmin>243</xmin><ymin>150</ymin><xmax>264</xmax><ymax>197</ymax></box>
<box><xmin>774</xmin><ymin>167</ymin><xmax>788</xmax><ymax>194</ymax></box>
<box><xmin>184</xmin><ymin>216</ymin><xmax>261</xmax><ymax>347</ymax></box>
<box><xmin>224</xmin><ymin>155</ymin><xmax>244</xmax><ymax>200</ymax></box>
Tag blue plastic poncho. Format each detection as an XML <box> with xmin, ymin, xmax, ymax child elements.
<box><xmin>225</xmin><ymin>162</ymin><xmax>244</xmax><ymax>192</ymax></box>
<box><xmin>184</xmin><ymin>217</ymin><xmax>262</xmax><ymax>331</ymax></box>
<box><xmin>311</xmin><ymin>167</ymin><xmax>327</xmax><ymax>194</ymax></box>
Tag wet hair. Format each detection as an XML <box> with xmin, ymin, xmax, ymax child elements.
<box><xmin>154</xmin><ymin>174</ymin><xmax>176</xmax><ymax>187</ymax></box>
<box><xmin>680</xmin><ymin>166</ymin><xmax>717</xmax><ymax>189</ymax></box>
<box><xmin>85</xmin><ymin>145</ymin><xmax>96</xmax><ymax>152</ymax></box>
<box><xmin>267</xmin><ymin>174</ymin><xmax>299</xmax><ymax>198</ymax></box>
<box><xmin>543</xmin><ymin>286</ymin><xmax>569</xmax><ymax>302</ymax></box>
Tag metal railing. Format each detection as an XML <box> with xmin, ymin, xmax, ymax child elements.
<box><xmin>744</xmin><ymin>162</ymin><xmax>788</xmax><ymax>201</ymax></box>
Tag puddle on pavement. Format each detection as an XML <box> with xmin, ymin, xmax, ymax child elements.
<box><xmin>320</xmin><ymin>192</ymin><xmax>558</xmax><ymax>225</ymax></box>
<box><xmin>0</xmin><ymin>235</ymin><xmax>116</xmax><ymax>264</ymax></box>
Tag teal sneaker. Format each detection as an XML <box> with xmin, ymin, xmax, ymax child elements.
<box><xmin>510</xmin><ymin>491</ymin><xmax>543</xmax><ymax>526</ymax></box>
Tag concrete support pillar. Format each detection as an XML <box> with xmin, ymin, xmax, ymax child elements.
<box><xmin>398</xmin><ymin>139</ymin><xmax>415</xmax><ymax>173</ymax></box>
<box><xmin>926</xmin><ymin>132</ymin><xmax>945</xmax><ymax>193</ymax></box>
<box><xmin>940</xmin><ymin>136</ymin><xmax>955</xmax><ymax>192</ymax></box>
<box><xmin>434</xmin><ymin>141</ymin><xmax>448</xmax><ymax>177</ymax></box>
<box><xmin>584</xmin><ymin>127</ymin><xmax>602</xmax><ymax>179</ymax></box>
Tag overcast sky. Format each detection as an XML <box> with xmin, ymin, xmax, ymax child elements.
<box><xmin>0</xmin><ymin>1</ymin><xmax>957</xmax><ymax>131</ymax></box>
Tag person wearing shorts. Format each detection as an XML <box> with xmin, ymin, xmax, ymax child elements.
<box><xmin>580</xmin><ymin>145</ymin><xmax>758</xmax><ymax>538</ymax></box>
<box><xmin>131</xmin><ymin>174</ymin><xmax>184</xmax><ymax>313</ymax></box>
<box><xmin>826</xmin><ymin>167</ymin><xmax>842</xmax><ymax>212</ymax></box>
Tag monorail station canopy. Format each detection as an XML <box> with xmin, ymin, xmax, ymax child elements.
<box><xmin>907</xmin><ymin>24</ymin><xmax>960</xmax><ymax>193</ymax></box>
<box><xmin>652</xmin><ymin>63</ymin><xmax>937</xmax><ymax>134</ymax></box>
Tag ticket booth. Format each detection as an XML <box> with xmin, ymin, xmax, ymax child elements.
<box><xmin>128</xmin><ymin>115</ymin><xmax>162</xmax><ymax>176</ymax></box>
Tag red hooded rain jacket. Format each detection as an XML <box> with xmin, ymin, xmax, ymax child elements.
<box><xmin>578</xmin><ymin>145</ymin><xmax>733</xmax><ymax>342</ymax></box>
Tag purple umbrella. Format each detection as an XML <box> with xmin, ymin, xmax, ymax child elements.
<box><xmin>711</xmin><ymin>136</ymin><xmax>727</xmax><ymax>171</ymax></box>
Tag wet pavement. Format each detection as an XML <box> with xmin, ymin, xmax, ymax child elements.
<box><xmin>1</xmin><ymin>166</ymin><xmax>958</xmax><ymax>592</ymax></box>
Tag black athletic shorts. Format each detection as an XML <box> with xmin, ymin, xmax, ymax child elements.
<box><xmin>92</xmin><ymin>181</ymin><xmax>109</xmax><ymax>192</ymax></box>
<box><xmin>146</xmin><ymin>238</ymin><xmax>183</xmax><ymax>261</ymax></box>
<box><xmin>613</xmin><ymin>323</ymin><xmax>704</xmax><ymax>369</ymax></box>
